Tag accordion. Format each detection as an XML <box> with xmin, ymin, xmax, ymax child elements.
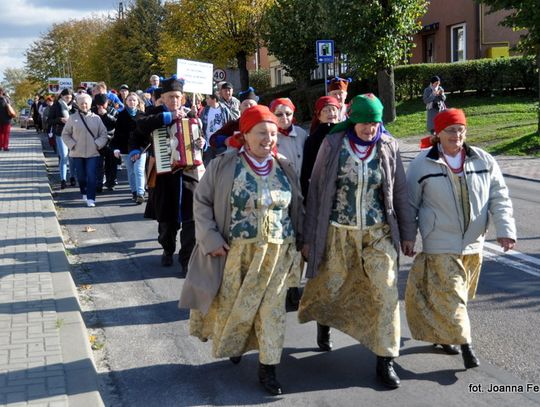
<box><xmin>152</xmin><ymin>118</ymin><xmax>203</xmax><ymax>174</ymax></box>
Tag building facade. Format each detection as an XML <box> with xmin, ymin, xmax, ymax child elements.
<box><xmin>411</xmin><ymin>0</ymin><xmax>525</xmax><ymax>64</ymax></box>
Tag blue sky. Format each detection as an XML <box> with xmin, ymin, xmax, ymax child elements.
<box><xmin>0</xmin><ymin>0</ymin><xmax>118</xmax><ymax>82</ymax></box>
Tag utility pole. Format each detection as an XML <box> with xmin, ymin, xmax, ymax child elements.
<box><xmin>118</xmin><ymin>2</ymin><xmax>124</xmax><ymax>19</ymax></box>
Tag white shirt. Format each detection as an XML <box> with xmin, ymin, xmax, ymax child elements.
<box><xmin>205</xmin><ymin>107</ymin><xmax>225</xmax><ymax>139</ymax></box>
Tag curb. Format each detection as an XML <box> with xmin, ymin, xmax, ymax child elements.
<box><xmin>37</xmin><ymin>143</ymin><xmax>105</xmax><ymax>406</ymax></box>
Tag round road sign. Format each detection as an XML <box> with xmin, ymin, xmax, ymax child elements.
<box><xmin>213</xmin><ymin>69</ymin><xmax>226</xmax><ymax>82</ymax></box>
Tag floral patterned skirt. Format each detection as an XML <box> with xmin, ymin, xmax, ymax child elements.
<box><xmin>298</xmin><ymin>223</ymin><xmax>400</xmax><ymax>357</ymax></box>
<box><xmin>189</xmin><ymin>241</ymin><xmax>296</xmax><ymax>365</ymax></box>
<box><xmin>405</xmin><ymin>252</ymin><xmax>482</xmax><ymax>345</ymax></box>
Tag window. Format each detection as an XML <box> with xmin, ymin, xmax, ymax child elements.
<box><xmin>451</xmin><ymin>24</ymin><xmax>466</xmax><ymax>62</ymax></box>
<box><xmin>423</xmin><ymin>34</ymin><xmax>435</xmax><ymax>63</ymax></box>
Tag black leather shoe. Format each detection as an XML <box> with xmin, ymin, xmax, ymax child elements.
<box><xmin>258</xmin><ymin>363</ymin><xmax>282</xmax><ymax>395</ymax></box>
<box><xmin>161</xmin><ymin>253</ymin><xmax>173</xmax><ymax>267</ymax></box>
<box><xmin>70</xmin><ymin>177</ymin><xmax>76</xmax><ymax>186</ymax></box>
<box><xmin>229</xmin><ymin>356</ymin><xmax>242</xmax><ymax>364</ymax></box>
<box><xmin>286</xmin><ymin>287</ymin><xmax>301</xmax><ymax>309</ymax></box>
<box><xmin>376</xmin><ymin>356</ymin><xmax>401</xmax><ymax>389</ymax></box>
<box><xmin>461</xmin><ymin>344</ymin><xmax>480</xmax><ymax>368</ymax></box>
<box><xmin>60</xmin><ymin>180</ymin><xmax>67</xmax><ymax>189</ymax></box>
<box><xmin>434</xmin><ymin>343</ymin><xmax>461</xmax><ymax>355</ymax></box>
<box><xmin>317</xmin><ymin>323</ymin><xmax>332</xmax><ymax>351</ymax></box>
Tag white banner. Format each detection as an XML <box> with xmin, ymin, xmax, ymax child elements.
<box><xmin>48</xmin><ymin>77</ymin><xmax>73</xmax><ymax>93</ymax></box>
<box><xmin>176</xmin><ymin>59</ymin><xmax>213</xmax><ymax>94</ymax></box>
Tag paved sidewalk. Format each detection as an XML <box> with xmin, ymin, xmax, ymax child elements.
<box><xmin>398</xmin><ymin>137</ymin><xmax>540</xmax><ymax>182</ymax></box>
<box><xmin>0</xmin><ymin>129</ymin><xmax>103</xmax><ymax>407</ymax></box>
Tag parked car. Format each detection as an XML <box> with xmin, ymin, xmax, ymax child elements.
<box><xmin>19</xmin><ymin>108</ymin><xmax>35</xmax><ymax>129</ymax></box>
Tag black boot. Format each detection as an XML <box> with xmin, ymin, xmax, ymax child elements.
<box><xmin>376</xmin><ymin>356</ymin><xmax>401</xmax><ymax>389</ymax></box>
<box><xmin>286</xmin><ymin>287</ymin><xmax>301</xmax><ymax>309</ymax></box>
<box><xmin>161</xmin><ymin>252</ymin><xmax>173</xmax><ymax>267</ymax></box>
<box><xmin>434</xmin><ymin>343</ymin><xmax>461</xmax><ymax>355</ymax></box>
<box><xmin>229</xmin><ymin>356</ymin><xmax>242</xmax><ymax>364</ymax></box>
<box><xmin>316</xmin><ymin>323</ymin><xmax>332</xmax><ymax>351</ymax></box>
<box><xmin>461</xmin><ymin>344</ymin><xmax>480</xmax><ymax>368</ymax></box>
<box><xmin>258</xmin><ymin>363</ymin><xmax>282</xmax><ymax>395</ymax></box>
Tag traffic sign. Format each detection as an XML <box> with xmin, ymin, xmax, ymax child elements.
<box><xmin>316</xmin><ymin>40</ymin><xmax>335</xmax><ymax>63</ymax></box>
<box><xmin>213</xmin><ymin>69</ymin><xmax>226</xmax><ymax>82</ymax></box>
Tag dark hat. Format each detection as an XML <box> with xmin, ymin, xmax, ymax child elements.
<box><xmin>153</xmin><ymin>88</ymin><xmax>163</xmax><ymax>100</ymax></box>
<box><xmin>60</xmin><ymin>88</ymin><xmax>72</xmax><ymax>96</ymax></box>
<box><xmin>161</xmin><ymin>75</ymin><xmax>184</xmax><ymax>94</ymax></box>
<box><xmin>220</xmin><ymin>82</ymin><xmax>233</xmax><ymax>90</ymax></box>
<box><xmin>430</xmin><ymin>75</ymin><xmax>441</xmax><ymax>84</ymax></box>
<box><xmin>119</xmin><ymin>84</ymin><xmax>129</xmax><ymax>90</ymax></box>
<box><xmin>93</xmin><ymin>93</ymin><xmax>108</xmax><ymax>106</ymax></box>
<box><xmin>238</xmin><ymin>87</ymin><xmax>259</xmax><ymax>103</ymax></box>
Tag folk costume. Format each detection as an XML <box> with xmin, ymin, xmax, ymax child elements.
<box><xmin>299</xmin><ymin>94</ymin><xmax>415</xmax><ymax>389</ymax></box>
<box><xmin>405</xmin><ymin>108</ymin><xmax>516</xmax><ymax>368</ymax></box>
<box><xmin>129</xmin><ymin>76</ymin><xmax>204</xmax><ymax>271</ymax></box>
<box><xmin>180</xmin><ymin>105</ymin><xmax>304</xmax><ymax>396</ymax></box>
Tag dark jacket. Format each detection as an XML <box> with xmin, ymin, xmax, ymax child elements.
<box><xmin>48</xmin><ymin>100</ymin><xmax>75</xmax><ymax>136</ymax></box>
<box><xmin>111</xmin><ymin>109</ymin><xmax>144</xmax><ymax>154</ymax></box>
<box><xmin>303</xmin><ymin>130</ymin><xmax>416</xmax><ymax>278</ymax></box>
<box><xmin>131</xmin><ymin>105</ymin><xmax>186</xmax><ymax>223</ymax></box>
<box><xmin>300</xmin><ymin>122</ymin><xmax>335</xmax><ymax>200</ymax></box>
<box><xmin>92</xmin><ymin>105</ymin><xmax>118</xmax><ymax>138</ymax></box>
<box><xmin>0</xmin><ymin>96</ymin><xmax>12</xmax><ymax>125</ymax></box>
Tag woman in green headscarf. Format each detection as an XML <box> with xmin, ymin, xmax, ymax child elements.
<box><xmin>299</xmin><ymin>94</ymin><xmax>416</xmax><ymax>389</ymax></box>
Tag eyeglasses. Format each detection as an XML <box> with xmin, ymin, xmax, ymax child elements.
<box><xmin>275</xmin><ymin>112</ymin><xmax>293</xmax><ymax>117</ymax></box>
<box><xmin>442</xmin><ymin>126</ymin><xmax>466</xmax><ymax>135</ymax></box>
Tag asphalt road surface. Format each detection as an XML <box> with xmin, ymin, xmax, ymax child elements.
<box><xmin>45</xmin><ymin>146</ymin><xmax>540</xmax><ymax>407</ymax></box>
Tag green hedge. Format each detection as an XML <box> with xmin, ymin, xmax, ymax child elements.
<box><xmin>394</xmin><ymin>57</ymin><xmax>538</xmax><ymax>100</ymax></box>
<box><xmin>258</xmin><ymin>57</ymin><xmax>538</xmax><ymax>122</ymax></box>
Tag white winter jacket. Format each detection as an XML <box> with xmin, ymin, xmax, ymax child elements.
<box><xmin>406</xmin><ymin>144</ymin><xmax>516</xmax><ymax>255</ymax></box>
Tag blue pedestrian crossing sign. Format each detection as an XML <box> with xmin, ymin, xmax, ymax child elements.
<box><xmin>316</xmin><ymin>40</ymin><xmax>335</xmax><ymax>63</ymax></box>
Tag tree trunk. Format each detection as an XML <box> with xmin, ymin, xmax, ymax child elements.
<box><xmin>377</xmin><ymin>66</ymin><xmax>396</xmax><ymax>123</ymax></box>
<box><xmin>236</xmin><ymin>51</ymin><xmax>249</xmax><ymax>90</ymax></box>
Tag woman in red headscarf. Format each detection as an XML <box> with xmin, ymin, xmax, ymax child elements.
<box><xmin>180</xmin><ymin>105</ymin><xmax>304</xmax><ymax>396</ymax></box>
<box><xmin>406</xmin><ymin>108</ymin><xmax>516</xmax><ymax>370</ymax></box>
<box><xmin>300</xmin><ymin>96</ymin><xmax>340</xmax><ymax>199</ymax></box>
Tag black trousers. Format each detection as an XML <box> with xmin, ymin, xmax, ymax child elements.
<box><xmin>96</xmin><ymin>146</ymin><xmax>118</xmax><ymax>188</ymax></box>
<box><xmin>157</xmin><ymin>220</ymin><xmax>195</xmax><ymax>262</ymax></box>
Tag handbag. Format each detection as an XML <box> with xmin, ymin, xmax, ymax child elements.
<box><xmin>5</xmin><ymin>101</ymin><xmax>16</xmax><ymax>119</ymax></box>
<box><xmin>78</xmin><ymin>112</ymin><xmax>106</xmax><ymax>156</ymax></box>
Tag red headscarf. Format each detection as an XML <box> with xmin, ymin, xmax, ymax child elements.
<box><xmin>310</xmin><ymin>96</ymin><xmax>340</xmax><ymax>134</ymax></box>
<box><xmin>239</xmin><ymin>105</ymin><xmax>279</xmax><ymax>135</ymax></box>
<box><xmin>434</xmin><ymin>108</ymin><xmax>467</xmax><ymax>134</ymax></box>
<box><xmin>269</xmin><ymin>97</ymin><xmax>296</xmax><ymax>113</ymax></box>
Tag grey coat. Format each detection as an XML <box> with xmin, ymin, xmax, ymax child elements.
<box><xmin>303</xmin><ymin>131</ymin><xmax>416</xmax><ymax>278</ymax></box>
<box><xmin>423</xmin><ymin>85</ymin><xmax>446</xmax><ymax>133</ymax></box>
<box><xmin>179</xmin><ymin>150</ymin><xmax>304</xmax><ymax>314</ymax></box>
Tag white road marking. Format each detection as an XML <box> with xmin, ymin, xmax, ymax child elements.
<box><xmin>483</xmin><ymin>243</ymin><xmax>540</xmax><ymax>277</ymax></box>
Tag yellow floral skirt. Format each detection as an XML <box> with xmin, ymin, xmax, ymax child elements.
<box><xmin>189</xmin><ymin>241</ymin><xmax>296</xmax><ymax>365</ymax></box>
<box><xmin>298</xmin><ymin>223</ymin><xmax>400</xmax><ymax>357</ymax></box>
<box><xmin>405</xmin><ymin>252</ymin><xmax>482</xmax><ymax>345</ymax></box>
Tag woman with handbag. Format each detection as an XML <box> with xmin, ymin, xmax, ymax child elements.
<box><xmin>0</xmin><ymin>87</ymin><xmax>16</xmax><ymax>151</ymax></box>
<box><xmin>61</xmin><ymin>93</ymin><xmax>109</xmax><ymax>207</ymax></box>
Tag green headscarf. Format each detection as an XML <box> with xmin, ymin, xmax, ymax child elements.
<box><xmin>330</xmin><ymin>93</ymin><xmax>384</xmax><ymax>134</ymax></box>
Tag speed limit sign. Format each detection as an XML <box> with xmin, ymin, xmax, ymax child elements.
<box><xmin>213</xmin><ymin>68</ymin><xmax>226</xmax><ymax>82</ymax></box>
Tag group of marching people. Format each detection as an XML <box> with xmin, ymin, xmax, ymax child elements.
<box><xmin>172</xmin><ymin>76</ymin><xmax>517</xmax><ymax>395</ymax></box>
<box><xmin>43</xmin><ymin>72</ymin><xmax>517</xmax><ymax>396</ymax></box>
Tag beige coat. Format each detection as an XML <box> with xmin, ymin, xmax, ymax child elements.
<box><xmin>179</xmin><ymin>150</ymin><xmax>304</xmax><ymax>314</ymax></box>
<box><xmin>61</xmin><ymin>111</ymin><xmax>109</xmax><ymax>158</ymax></box>
<box><xmin>303</xmin><ymin>131</ymin><xmax>416</xmax><ymax>278</ymax></box>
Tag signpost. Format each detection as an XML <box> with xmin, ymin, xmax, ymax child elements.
<box><xmin>316</xmin><ymin>40</ymin><xmax>335</xmax><ymax>95</ymax></box>
<box><xmin>176</xmin><ymin>58</ymin><xmax>214</xmax><ymax>94</ymax></box>
<box><xmin>213</xmin><ymin>68</ymin><xmax>226</xmax><ymax>83</ymax></box>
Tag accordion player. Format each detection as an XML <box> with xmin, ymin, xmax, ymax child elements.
<box><xmin>152</xmin><ymin>118</ymin><xmax>204</xmax><ymax>174</ymax></box>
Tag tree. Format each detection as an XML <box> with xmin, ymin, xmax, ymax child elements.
<box><xmin>328</xmin><ymin>0</ymin><xmax>427</xmax><ymax>122</ymax></box>
<box><xmin>1</xmin><ymin>67</ymin><xmax>40</xmax><ymax>109</ymax></box>
<box><xmin>88</xmin><ymin>0</ymin><xmax>165</xmax><ymax>89</ymax></box>
<box><xmin>262</xmin><ymin>0</ymin><xmax>330</xmax><ymax>89</ymax></box>
<box><xmin>25</xmin><ymin>17</ymin><xmax>108</xmax><ymax>86</ymax></box>
<box><xmin>476</xmin><ymin>0</ymin><xmax>540</xmax><ymax>132</ymax></box>
<box><xmin>167</xmin><ymin>0</ymin><xmax>275</xmax><ymax>90</ymax></box>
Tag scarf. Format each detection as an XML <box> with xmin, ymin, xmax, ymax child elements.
<box><xmin>278</xmin><ymin>126</ymin><xmax>293</xmax><ymax>136</ymax></box>
<box><xmin>126</xmin><ymin>107</ymin><xmax>137</xmax><ymax>116</ymax></box>
<box><xmin>346</xmin><ymin>123</ymin><xmax>384</xmax><ymax>146</ymax></box>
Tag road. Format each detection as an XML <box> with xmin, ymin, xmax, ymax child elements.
<box><xmin>45</xmin><ymin>145</ymin><xmax>540</xmax><ymax>407</ymax></box>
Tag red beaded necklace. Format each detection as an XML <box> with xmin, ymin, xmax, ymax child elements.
<box><xmin>441</xmin><ymin>148</ymin><xmax>465</xmax><ymax>174</ymax></box>
<box><xmin>349</xmin><ymin>139</ymin><xmax>375</xmax><ymax>161</ymax></box>
<box><xmin>241</xmin><ymin>151</ymin><xmax>273</xmax><ymax>176</ymax></box>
